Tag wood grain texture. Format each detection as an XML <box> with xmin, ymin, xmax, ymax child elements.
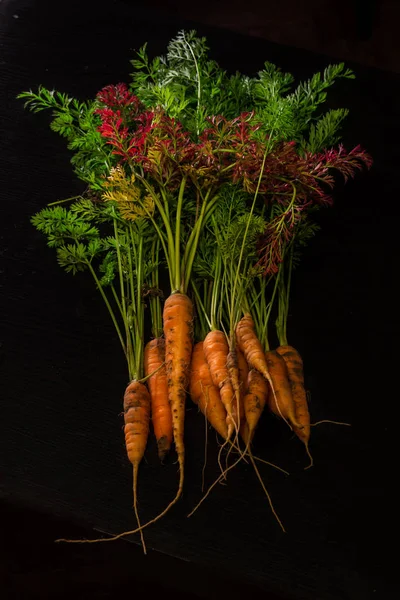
<box><xmin>0</xmin><ymin>1</ymin><xmax>395</xmax><ymax>598</ymax></box>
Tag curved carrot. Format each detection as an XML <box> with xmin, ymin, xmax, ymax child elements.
<box><xmin>236</xmin><ymin>314</ymin><xmax>270</xmax><ymax>381</ymax></box>
<box><xmin>276</xmin><ymin>345</ymin><xmax>312</xmax><ymax>466</ymax></box>
<box><xmin>275</xmin><ymin>345</ymin><xmax>310</xmax><ymax>441</ymax></box>
<box><xmin>123</xmin><ymin>379</ymin><xmax>150</xmax><ymax>553</ymax></box>
<box><xmin>265</xmin><ymin>350</ymin><xmax>303</xmax><ymax>430</ymax></box>
<box><xmin>163</xmin><ymin>292</ymin><xmax>193</xmax><ymax>500</ymax></box>
<box><xmin>144</xmin><ymin>338</ymin><xmax>173</xmax><ymax>461</ymax></box>
<box><xmin>190</xmin><ymin>341</ymin><xmax>229</xmax><ymax>440</ymax></box>
<box><xmin>236</xmin><ymin>314</ymin><xmax>289</xmax><ymax>427</ymax></box>
<box><xmin>203</xmin><ymin>330</ymin><xmax>237</xmax><ymax>438</ymax></box>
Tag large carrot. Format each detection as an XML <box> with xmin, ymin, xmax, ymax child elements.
<box><xmin>276</xmin><ymin>345</ymin><xmax>312</xmax><ymax>465</ymax></box>
<box><xmin>190</xmin><ymin>341</ymin><xmax>229</xmax><ymax>440</ymax></box>
<box><xmin>265</xmin><ymin>350</ymin><xmax>303</xmax><ymax>430</ymax></box>
<box><xmin>144</xmin><ymin>338</ymin><xmax>173</xmax><ymax>461</ymax></box>
<box><xmin>163</xmin><ymin>292</ymin><xmax>193</xmax><ymax>498</ymax></box>
<box><xmin>123</xmin><ymin>379</ymin><xmax>151</xmax><ymax>553</ymax></box>
<box><xmin>203</xmin><ymin>330</ymin><xmax>237</xmax><ymax>438</ymax></box>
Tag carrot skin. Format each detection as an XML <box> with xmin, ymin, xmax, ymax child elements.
<box><xmin>265</xmin><ymin>350</ymin><xmax>303</xmax><ymax>429</ymax></box>
<box><xmin>244</xmin><ymin>368</ymin><xmax>269</xmax><ymax>441</ymax></box>
<box><xmin>227</xmin><ymin>345</ymin><xmax>242</xmax><ymax>425</ymax></box>
<box><xmin>237</xmin><ymin>347</ymin><xmax>249</xmax><ymax>424</ymax></box>
<box><xmin>236</xmin><ymin>314</ymin><xmax>270</xmax><ymax>381</ymax></box>
<box><xmin>124</xmin><ymin>380</ymin><xmax>151</xmax><ymax>465</ymax></box>
<box><xmin>190</xmin><ymin>341</ymin><xmax>229</xmax><ymax>439</ymax></box>
<box><xmin>203</xmin><ymin>330</ymin><xmax>237</xmax><ymax>436</ymax></box>
<box><xmin>163</xmin><ymin>292</ymin><xmax>193</xmax><ymax>479</ymax></box>
<box><xmin>276</xmin><ymin>345</ymin><xmax>310</xmax><ymax>445</ymax></box>
<box><xmin>144</xmin><ymin>338</ymin><xmax>173</xmax><ymax>461</ymax></box>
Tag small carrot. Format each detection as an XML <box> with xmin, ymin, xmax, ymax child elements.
<box><xmin>190</xmin><ymin>341</ymin><xmax>229</xmax><ymax>440</ymax></box>
<box><xmin>144</xmin><ymin>338</ymin><xmax>173</xmax><ymax>461</ymax></box>
<box><xmin>237</xmin><ymin>347</ymin><xmax>249</xmax><ymax>421</ymax></box>
<box><xmin>265</xmin><ymin>350</ymin><xmax>303</xmax><ymax>430</ymax></box>
<box><xmin>123</xmin><ymin>379</ymin><xmax>151</xmax><ymax>553</ymax></box>
<box><xmin>243</xmin><ymin>369</ymin><xmax>269</xmax><ymax>444</ymax></box>
<box><xmin>203</xmin><ymin>330</ymin><xmax>237</xmax><ymax>438</ymax></box>
<box><xmin>236</xmin><ymin>314</ymin><xmax>289</xmax><ymax>427</ymax></box>
<box><xmin>236</xmin><ymin>314</ymin><xmax>270</xmax><ymax>380</ymax></box>
<box><xmin>163</xmin><ymin>292</ymin><xmax>193</xmax><ymax>500</ymax></box>
<box><xmin>276</xmin><ymin>345</ymin><xmax>312</xmax><ymax>466</ymax></box>
<box><xmin>226</xmin><ymin>343</ymin><xmax>241</xmax><ymax>425</ymax></box>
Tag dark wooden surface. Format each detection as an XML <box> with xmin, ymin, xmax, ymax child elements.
<box><xmin>0</xmin><ymin>1</ymin><xmax>395</xmax><ymax>598</ymax></box>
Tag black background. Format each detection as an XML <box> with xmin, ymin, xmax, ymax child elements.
<box><xmin>0</xmin><ymin>1</ymin><xmax>395</xmax><ymax>598</ymax></box>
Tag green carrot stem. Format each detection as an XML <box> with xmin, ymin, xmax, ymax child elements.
<box><xmin>191</xmin><ymin>279</ymin><xmax>211</xmax><ymax>339</ymax></box>
<box><xmin>139</xmin><ymin>177</ymin><xmax>176</xmax><ymax>289</ymax></box>
<box><xmin>87</xmin><ymin>262</ymin><xmax>128</xmax><ymax>365</ymax></box>
<box><xmin>174</xmin><ymin>176</ymin><xmax>187</xmax><ymax>292</ymax></box>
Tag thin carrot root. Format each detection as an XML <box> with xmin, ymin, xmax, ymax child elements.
<box><xmin>56</xmin><ymin>467</ymin><xmax>184</xmax><ymax>545</ymax></box>
<box><xmin>311</xmin><ymin>420</ymin><xmax>351</xmax><ymax>427</ymax></box>
<box><xmin>304</xmin><ymin>443</ymin><xmax>314</xmax><ymax>470</ymax></box>
<box><xmin>247</xmin><ymin>448</ymin><xmax>286</xmax><ymax>532</ymax></box>
<box><xmin>187</xmin><ymin>448</ymin><xmax>245</xmax><ymax>517</ymax></box>
<box><xmin>132</xmin><ymin>464</ymin><xmax>146</xmax><ymax>553</ymax></box>
<box><xmin>252</xmin><ymin>454</ymin><xmax>290</xmax><ymax>476</ymax></box>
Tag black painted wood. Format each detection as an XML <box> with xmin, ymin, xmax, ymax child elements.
<box><xmin>1</xmin><ymin>1</ymin><xmax>395</xmax><ymax>598</ymax></box>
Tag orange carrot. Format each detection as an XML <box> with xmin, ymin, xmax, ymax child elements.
<box><xmin>236</xmin><ymin>314</ymin><xmax>290</xmax><ymax>427</ymax></box>
<box><xmin>144</xmin><ymin>338</ymin><xmax>173</xmax><ymax>461</ymax></box>
<box><xmin>203</xmin><ymin>330</ymin><xmax>237</xmax><ymax>438</ymax></box>
<box><xmin>190</xmin><ymin>341</ymin><xmax>229</xmax><ymax>440</ymax></box>
<box><xmin>226</xmin><ymin>344</ymin><xmax>242</xmax><ymax>426</ymax></box>
<box><xmin>276</xmin><ymin>345</ymin><xmax>312</xmax><ymax>465</ymax></box>
<box><xmin>123</xmin><ymin>380</ymin><xmax>151</xmax><ymax>553</ymax></box>
<box><xmin>265</xmin><ymin>350</ymin><xmax>303</xmax><ymax>430</ymax></box>
<box><xmin>243</xmin><ymin>369</ymin><xmax>269</xmax><ymax>443</ymax></box>
<box><xmin>163</xmin><ymin>292</ymin><xmax>193</xmax><ymax>499</ymax></box>
<box><xmin>237</xmin><ymin>347</ymin><xmax>249</xmax><ymax>422</ymax></box>
<box><xmin>236</xmin><ymin>314</ymin><xmax>271</xmax><ymax>381</ymax></box>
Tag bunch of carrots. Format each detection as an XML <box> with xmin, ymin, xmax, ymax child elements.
<box><xmin>19</xmin><ymin>31</ymin><xmax>371</xmax><ymax>551</ymax></box>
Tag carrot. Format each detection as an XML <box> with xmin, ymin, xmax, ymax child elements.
<box><xmin>123</xmin><ymin>379</ymin><xmax>151</xmax><ymax>553</ymax></box>
<box><xmin>190</xmin><ymin>341</ymin><xmax>229</xmax><ymax>440</ymax></box>
<box><xmin>144</xmin><ymin>338</ymin><xmax>173</xmax><ymax>461</ymax></box>
<box><xmin>237</xmin><ymin>347</ymin><xmax>249</xmax><ymax>418</ymax></box>
<box><xmin>243</xmin><ymin>369</ymin><xmax>269</xmax><ymax>443</ymax></box>
<box><xmin>276</xmin><ymin>345</ymin><xmax>312</xmax><ymax>467</ymax></box>
<box><xmin>226</xmin><ymin>344</ymin><xmax>241</xmax><ymax>425</ymax></box>
<box><xmin>236</xmin><ymin>314</ymin><xmax>270</xmax><ymax>380</ymax></box>
<box><xmin>163</xmin><ymin>292</ymin><xmax>193</xmax><ymax>499</ymax></box>
<box><xmin>275</xmin><ymin>345</ymin><xmax>310</xmax><ymax>442</ymax></box>
<box><xmin>265</xmin><ymin>350</ymin><xmax>303</xmax><ymax>430</ymax></box>
<box><xmin>203</xmin><ymin>330</ymin><xmax>237</xmax><ymax>438</ymax></box>
<box><xmin>236</xmin><ymin>314</ymin><xmax>290</xmax><ymax>427</ymax></box>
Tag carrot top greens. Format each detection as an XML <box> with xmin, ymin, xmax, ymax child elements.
<box><xmin>19</xmin><ymin>28</ymin><xmax>371</xmax><ymax>374</ymax></box>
